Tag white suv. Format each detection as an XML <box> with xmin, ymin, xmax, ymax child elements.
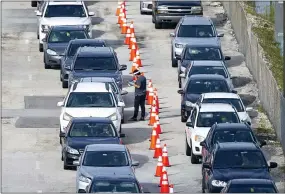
<box><xmin>185</xmin><ymin>103</ymin><xmax>241</xmax><ymax>164</ymax></box>
<box><xmin>36</xmin><ymin>1</ymin><xmax>94</xmax><ymax>52</ymax></box>
<box><xmin>57</xmin><ymin>82</ymin><xmax>124</xmax><ymax>137</ymax></box>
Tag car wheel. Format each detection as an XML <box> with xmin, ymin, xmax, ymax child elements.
<box><xmin>43</xmin><ymin>55</ymin><xmax>51</xmax><ymax>69</ymax></box>
<box><xmin>62</xmin><ymin>81</ymin><xmax>68</xmax><ymax>88</ymax></box>
<box><xmin>31</xmin><ymin>1</ymin><xmax>37</xmax><ymax>7</ymax></box>
<box><xmin>39</xmin><ymin>43</ymin><xmax>43</xmax><ymax>52</ymax></box>
<box><xmin>121</xmin><ymin>114</ymin><xmax>125</xmax><ymax>124</ymax></box>
<box><xmin>185</xmin><ymin>137</ymin><xmax>191</xmax><ymax>156</ymax></box>
<box><xmin>171</xmin><ymin>56</ymin><xmax>178</xmax><ymax>67</ymax></box>
<box><xmin>191</xmin><ymin>148</ymin><xmax>199</xmax><ymax>164</ymax></box>
<box><xmin>63</xmin><ymin>162</ymin><xmax>69</xmax><ymax>170</ymax></box>
<box><xmin>155</xmin><ymin>21</ymin><xmax>162</xmax><ymax>29</ymax></box>
<box><xmin>119</xmin><ymin>124</ymin><xmax>122</xmax><ymax>134</ymax></box>
<box><xmin>37</xmin><ymin>32</ymin><xmax>39</xmax><ymax>39</ymax></box>
<box><xmin>60</xmin><ymin>71</ymin><xmax>63</xmax><ymax>81</ymax></box>
<box><xmin>202</xmin><ymin>175</ymin><xmax>206</xmax><ymax>193</ymax></box>
<box><xmin>178</xmin><ymin>79</ymin><xmax>182</xmax><ymax>88</ymax></box>
<box><xmin>181</xmin><ymin>109</ymin><xmax>187</xmax><ymax>122</ymax></box>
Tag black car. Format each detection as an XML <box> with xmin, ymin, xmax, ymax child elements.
<box><xmin>60</xmin><ymin>117</ymin><xmax>125</xmax><ymax>170</ymax></box>
<box><xmin>177</xmin><ymin>74</ymin><xmax>236</xmax><ymax>122</ymax></box>
<box><xmin>68</xmin><ymin>47</ymin><xmax>127</xmax><ymax>89</ymax></box>
<box><xmin>42</xmin><ymin>25</ymin><xmax>90</xmax><ymax>69</ymax></box>
<box><xmin>200</xmin><ymin>123</ymin><xmax>267</xmax><ymax>163</ymax></box>
<box><xmin>221</xmin><ymin>178</ymin><xmax>279</xmax><ymax>193</ymax></box>
<box><xmin>60</xmin><ymin>39</ymin><xmax>106</xmax><ymax>88</ymax></box>
<box><xmin>202</xmin><ymin>142</ymin><xmax>278</xmax><ymax>193</ymax></box>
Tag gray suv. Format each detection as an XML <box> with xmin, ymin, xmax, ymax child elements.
<box><xmin>170</xmin><ymin>16</ymin><xmax>224</xmax><ymax>67</ymax></box>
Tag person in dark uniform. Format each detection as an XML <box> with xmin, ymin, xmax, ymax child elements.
<box><xmin>129</xmin><ymin>70</ymin><xmax>147</xmax><ymax>121</ymax></box>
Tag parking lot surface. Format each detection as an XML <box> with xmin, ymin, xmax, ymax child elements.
<box><xmin>2</xmin><ymin>1</ymin><xmax>284</xmax><ymax>192</ymax></box>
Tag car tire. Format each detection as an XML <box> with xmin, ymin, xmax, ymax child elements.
<box><xmin>178</xmin><ymin>79</ymin><xmax>182</xmax><ymax>88</ymax></box>
<box><xmin>191</xmin><ymin>148</ymin><xmax>199</xmax><ymax>164</ymax></box>
<box><xmin>63</xmin><ymin>161</ymin><xmax>69</xmax><ymax>170</ymax></box>
<box><xmin>31</xmin><ymin>1</ymin><xmax>37</xmax><ymax>7</ymax></box>
<box><xmin>181</xmin><ymin>109</ymin><xmax>187</xmax><ymax>122</ymax></box>
<box><xmin>171</xmin><ymin>56</ymin><xmax>178</xmax><ymax>67</ymax></box>
<box><xmin>37</xmin><ymin>33</ymin><xmax>39</xmax><ymax>39</ymax></box>
<box><xmin>60</xmin><ymin>72</ymin><xmax>63</xmax><ymax>81</ymax></box>
<box><xmin>154</xmin><ymin>21</ymin><xmax>162</xmax><ymax>29</ymax></box>
<box><xmin>119</xmin><ymin>124</ymin><xmax>122</xmax><ymax>134</ymax></box>
<box><xmin>39</xmin><ymin>43</ymin><xmax>43</xmax><ymax>52</ymax></box>
<box><xmin>152</xmin><ymin>16</ymin><xmax>155</xmax><ymax>23</ymax></box>
<box><xmin>185</xmin><ymin>137</ymin><xmax>191</xmax><ymax>156</ymax></box>
<box><xmin>62</xmin><ymin>81</ymin><xmax>68</xmax><ymax>88</ymax></box>
<box><xmin>202</xmin><ymin>175</ymin><xmax>206</xmax><ymax>193</ymax></box>
<box><xmin>121</xmin><ymin>115</ymin><xmax>125</xmax><ymax>124</ymax></box>
<box><xmin>43</xmin><ymin>55</ymin><xmax>51</xmax><ymax>69</ymax></box>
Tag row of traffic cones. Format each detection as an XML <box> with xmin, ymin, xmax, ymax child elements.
<box><xmin>115</xmin><ymin>2</ymin><xmax>174</xmax><ymax>193</ymax></box>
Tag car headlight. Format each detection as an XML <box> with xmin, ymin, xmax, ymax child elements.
<box><xmin>191</xmin><ymin>6</ymin><xmax>202</xmax><ymax>11</ymax></box>
<box><xmin>175</xmin><ymin>43</ymin><xmax>184</xmax><ymax>48</ymax></box>
<box><xmin>108</xmin><ymin>113</ymin><xmax>118</xmax><ymax>121</ymax></box>
<box><xmin>83</xmin><ymin>25</ymin><xmax>91</xmax><ymax>32</ymax></box>
<box><xmin>41</xmin><ymin>25</ymin><xmax>49</xmax><ymax>32</ymax></box>
<box><xmin>211</xmin><ymin>180</ymin><xmax>227</xmax><ymax>187</ymax></box>
<box><xmin>46</xmin><ymin>49</ymin><xmax>57</xmax><ymax>56</ymax></box>
<box><xmin>185</xmin><ymin>101</ymin><xmax>194</xmax><ymax>107</ymax></box>
<box><xmin>79</xmin><ymin>175</ymin><xmax>91</xmax><ymax>183</ymax></box>
<box><xmin>66</xmin><ymin>146</ymin><xmax>79</xmax><ymax>154</ymax></box>
<box><xmin>194</xmin><ymin>135</ymin><xmax>204</xmax><ymax>142</ymax></box>
<box><xmin>63</xmin><ymin>112</ymin><xmax>72</xmax><ymax>121</ymax></box>
<box><xmin>157</xmin><ymin>6</ymin><xmax>168</xmax><ymax>13</ymax></box>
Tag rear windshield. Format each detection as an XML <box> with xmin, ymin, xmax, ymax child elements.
<box><xmin>44</xmin><ymin>4</ymin><xmax>86</xmax><ymax>17</ymax></box>
<box><xmin>197</xmin><ymin>112</ymin><xmax>240</xmax><ymax>127</ymax></box>
<box><xmin>48</xmin><ymin>30</ymin><xmax>87</xmax><ymax>43</ymax></box>
<box><xmin>203</xmin><ymin>98</ymin><xmax>244</xmax><ymax>112</ymax></box>
<box><xmin>90</xmin><ymin>181</ymin><xmax>140</xmax><ymax>193</ymax></box>
<box><xmin>187</xmin><ymin>80</ymin><xmax>229</xmax><ymax>94</ymax></box>
<box><xmin>228</xmin><ymin>184</ymin><xmax>277</xmax><ymax>193</ymax></box>
<box><xmin>69</xmin><ymin>122</ymin><xmax>116</xmax><ymax>137</ymax></box>
<box><xmin>212</xmin><ymin>130</ymin><xmax>256</xmax><ymax>145</ymax></box>
<box><xmin>67</xmin><ymin>43</ymin><xmax>106</xmax><ymax>56</ymax></box>
<box><xmin>189</xmin><ymin>66</ymin><xmax>227</xmax><ymax>78</ymax></box>
<box><xmin>177</xmin><ymin>25</ymin><xmax>215</xmax><ymax>37</ymax></box>
<box><xmin>185</xmin><ymin>47</ymin><xmax>222</xmax><ymax>60</ymax></box>
<box><xmin>83</xmin><ymin>151</ymin><xmax>129</xmax><ymax>167</ymax></box>
<box><xmin>74</xmin><ymin>57</ymin><xmax>117</xmax><ymax>70</ymax></box>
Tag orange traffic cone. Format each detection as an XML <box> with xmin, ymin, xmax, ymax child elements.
<box><xmin>149</xmin><ymin>122</ymin><xmax>160</xmax><ymax>142</ymax></box>
<box><xmin>130</xmin><ymin>57</ymin><xmax>139</xmax><ymax>74</ymax></box>
<box><xmin>118</xmin><ymin>7</ymin><xmax>122</xmax><ymax>25</ymax></box>
<box><xmin>169</xmin><ymin>184</ymin><xmax>174</xmax><ymax>193</ymax></box>
<box><xmin>146</xmin><ymin>80</ymin><xmax>153</xmax><ymax>100</ymax></box>
<box><xmin>155</xmin><ymin>156</ymin><xmax>163</xmax><ymax>177</ymax></box>
<box><xmin>128</xmin><ymin>33</ymin><xmax>135</xmax><ymax>49</ymax></box>
<box><xmin>136</xmin><ymin>49</ymin><xmax>142</xmax><ymax>67</ymax></box>
<box><xmin>119</xmin><ymin>12</ymin><xmax>125</xmax><ymax>28</ymax></box>
<box><xmin>154</xmin><ymin>88</ymin><xmax>160</xmax><ymax>109</ymax></box>
<box><xmin>121</xmin><ymin>18</ymin><xmax>127</xmax><ymax>34</ymax></box>
<box><xmin>129</xmin><ymin>44</ymin><xmax>136</xmax><ymax>61</ymax></box>
<box><xmin>147</xmin><ymin>87</ymin><xmax>154</xmax><ymax>105</ymax></box>
<box><xmin>154</xmin><ymin>138</ymin><xmax>163</xmax><ymax>159</ymax></box>
<box><xmin>155</xmin><ymin>115</ymin><xmax>162</xmax><ymax>134</ymax></box>
<box><xmin>153</xmin><ymin>95</ymin><xmax>159</xmax><ymax>115</ymax></box>
<box><xmin>149</xmin><ymin>128</ymin><xmax>158</xmax><ymax>150</ymax></box>
<box><xmin>116</xmin><ymin>1</ymin><xmax>122</xmax><ymax>16</ymax></box>
<box><xmin>160</xmin><ymin>179</ymin><xmax>170</xmax><ymax>193</ymax></box>
<box><xmin>125</xmin><ymin>28</ymin><xmax>131</xmax><ymax>45</ymax></box>
<box><xmin>130</xmin><ymin>37</ymin><xmax>138</xmax><ymax>51</ymax></box>
<box><xmin>162</xmin><ymin>144</ymin><xmax>170</xmax><ymax>167</ymax></box>
<box><xmin>129</xmin><ymin>21</ymin><xmax>135</xmax><ymax>34</ymax></box>
<box><xmin>159</xmin><ymin>166</ymin><xmax>168</xmax><ymax>187</ymax></box>
<box><xmin>148</xmin><ymin>107</ymin><xmax>157</xmax><ymax>126</ymax></box>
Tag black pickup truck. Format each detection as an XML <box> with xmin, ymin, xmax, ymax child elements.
<box><xmin>152</xmin><ymin>0</ymin><xmax>203</xmax><ymax>29</ymax></box>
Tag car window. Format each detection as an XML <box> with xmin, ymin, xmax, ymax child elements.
<box><xmin>66</xmin><ymin>92</ymin><xmax>115</xmax><ymax>107</ymax></box>
<box><xmin>203</xmin><ymin>98</ymin><xmax>245</xmax><ymax>112</ymax></box>
<box><xmin>91</xmin><ymin>181</ymin><xmax>140</xmax><ymax>193</ymax></box>
<box><xmin>212</xmin><ymin>130</ymin><xmax>255</xmax><ymax>145</ymax></box>
<box><xmin>228</xmin><ymin>184</ymin><xmax>277</xmax><ymax>193</ymax></box>
<box><xmin>185</xmin><ymin>47</ymin><xmax>222</xmax><ymax>60</ymax></box>
<box><xmin>191</xmin><ymin>108</ymin><xmax>197</xmax><ymax>124</ymax></box>
<box><xmin>48</xmin><ymin>30</ymin><xmax>87</xmax><ymax>43</ymax></box>
<box><xmin>67</xmin><ymin>43</ymin><xmax>106</xmax><ymax>56</ymax></box>
<box><xmin>44</xmin><ymin>4</ymin><xmax>86</xmax><ymax>17</ymax></box>
<box><xmin>189</xmin><ymin>66</ymin><xmax>227</xmax><ymax>78</ymax></box>
<box><xmin>213</xmin><ymin>150</ymin><xmax>267</xmax><ymax>169</ymax></box>
<box><xmin>177</xmin><ymin>25</ymin><xmax>214</xmax><ymax>37</ymax></box>
<box><xmin>83</xmin><ymin>151</ymin><xmax>129</xmax><ymax>167</ymax></box>
<box><xmin>74</xmin><ymin>57</ymin><xmax>117</xmax><ymax>70</ymax></box>
<box><xmin>196</xmin><ymin>112</ymin><xmax>240</xmax><ymax>127</ymax></box>
<box><xmin>187</xmin><ymin>80</ymin><xmax>229</xmax><ymax>94</ymax></box>
<box><xmin>69</xmin><ymin>122</ymin><xmax>116</xmax><ymax>137</ymax></box>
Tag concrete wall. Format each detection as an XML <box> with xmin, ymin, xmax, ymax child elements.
<box><xmin>221</xmin><ymin>1</ymin><xmax>285</xmax><ymax>153</ymax></box>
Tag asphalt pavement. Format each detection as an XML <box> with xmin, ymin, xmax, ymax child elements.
<box><xmin>2</xmin><ymin>1</ymin><xmax>284</xmax><ymax>192</ymax></box>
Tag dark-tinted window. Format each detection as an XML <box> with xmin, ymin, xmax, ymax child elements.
<box><xmin>44</xmin><ymin>5</ymin><xmax>86</xmax><ymax>17</ymax></box>
<box><xmin>178</xmin><ymin>25</ymin><xmax>214</xmax><ymax>37</ymax></box>
<box><xmin>212</xmin><ymin>130</ymin><xmax>256</xmax><ymax>145</ymax></box>
<box><xmin>203</xmin><ymin>98</ymin><xmax>244</xmax><ymax>112</ymax></box>
<box><xmin>67</xmin><ymin>43</ymin><xmax>105</xmax><ymax>56</ymax></box>
<box><xmin>74</xmin><ymin>57</ymin><xmax>117</xmax><ymax>70</ymax></box>
<box><xmin>83</xmin><ymin>151</ymin><xmax>129</xmax><ymax>167</ymax></box>
<box><xmin>189</xmin><ymin>66</ymin><xmax>227</xmax><ymax>78</ymax></box>
<box><xmin>196</xmin><ymin>112</ymin><xmax>240</xmax><ymax>127</ymax></box>
<box><xmin>228</xmin><ymin>184</ymin><xmax>277</xmax><ymax>193</ymax></box>
<box><xmin>213</xmin><ymin>150</ymin><xmax>267</xmax><ymax>169</ymax></box>
<box><xmin>48</xmin><ymin>30</ymin><xmax>87</xmax><ymax>43</ymax></box>
<box><xmin>66</xmin><ymin>92</ymin><xmax>115</xmax><ymax>107</ymax></box>
<box><xmin>90</xmin><ymin>181</ymin><xmax>140</xmax><ymax>193</ymax></box>
<box><xmin>187</xmin><ymin>80</ymin><xmax>229</xmax><ymax>94</ymax></box>
<box><xmin>69</xmin><ymin>122</ymin><xmax>116</xmax><ymax>137</ymax></box>
<box><xmin>185</xmin><ymin>47</ymin><xmax>222</xmax><ymax>60</ymax></box>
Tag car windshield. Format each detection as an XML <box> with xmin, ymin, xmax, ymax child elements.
<box><xmin>187</xmin><ymin>80</ymin><xmax>229</xmax><ymax>94</ymax></box>
<box><xmin>48</xmin><ymin>30</ymin><xmax>87</xmax><ymax>43</ymax></box>
<box><xmin>185</xmin><ymin>47</ymin><xmax>222</xmax><ymax>60</ymax></box>
<box><xmin>177</xmin><ymin>25</ymin><xmax>215</xmax><ymax>37</ymax></box>
<box><xmin>67</xmin><ymin>43</ymin><xmax>105</xmax><ymax>56</ymax></box>
<box><xmin>74</xmin><ymin>57</ymin><xmax>117</xmax><ymax>70</ymax></box>
<box><xmin>203</xmin><ymin>98</ymin><xmax>244</xmax><ymax>112</ymax></box>
<box><xmin>213</xmin><ymin>150</ymin><xmax>267</xmax><ymax>169</ymax></box>
<box><xmin>196</xmin><ymin>112</ymin><xmax>240</xmax><ymax>127</ymax></box>
<box><xmin>83</xmin><ymin>151</ymin><xmax>129</xmax><ymax>167</ymax></box>
<box><xmin>66</xmin><ymin>92</ymin><xmax>115</xmax><ymax>107</ymax></box>
<box><xmin>228</xmin><ymin>184</ymin><xmax>277</xmax><ymax>193</ymax></box>
<box><xmin>90</xmin><ymin>181</ymin><xmax>140</xmax><ymax>193</ymax></box>
<box><xmin>189</xmin><ymin>66</ymin><xmax>227</xmax><ymax>78</ymax></box>
<box><xmin>44</xmin><ymin>5</ymin><xmax>86</xmax><ymax>17</ymax></box>
<box><xmin>69</xmin><ymin>122</ymin><xmax>116</xmax><ymax>137</ymax></box>
<box><xmin>212</xmin><ymin>130</ymin><xmax>256</xmax><ymax>145</ymax></box>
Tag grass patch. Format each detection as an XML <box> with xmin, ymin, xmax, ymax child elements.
<box><xmin>256</xmin><ymin>117</ymin><xmax>274</xmax><ymax>134</ymax></box>
<box><xmin>257</xmin><ymin>104</ymin><xmax>265</xmax><ymax>113</ymax></box>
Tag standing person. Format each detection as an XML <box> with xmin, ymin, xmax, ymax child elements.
<box><xmin>129</xmin><ymin>70</ymin><xmax>147</xmax><ymax>121</ymax></box>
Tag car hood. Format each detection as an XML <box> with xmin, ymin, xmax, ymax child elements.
<box><xmin>42</xmin><ymin>17</ymin><xmax>90</xmax><ymax>25</ymax></box>
<box><xmin>193</xmin><ymin>127</ymin><xmax>210</xmax><ymax>138</ymax></box>
<box><xmin>67</xmin><ymin>137</ymin><xmax>120</xmax><ymax>150</ymax></box>
<box><xmin>185</xmin><ymin>93</ymin><xmax>201</xmax><ymax>103</ymax></box>
<box><xmin>48</xmin><ymin>43</ymin><xmax>69</xmax><ymax>55</ymax></box>
<box><xmin>213</xmin><ymin>168</ymin><xmax>271</xmax><ymax>182</ymax></box>
<box><xmin>64</xmin><ymin>108</ymin><xmax>117</xmax><ymax>117</ymax></box>
<box><xmin>72</xmin><ymin>70</ymin><xmax>121</xmax><ymax>79</ymax></box>
<box><xmin>175</xmin><ymin>37</ymin><xmax>221</xmax><ymax>46</ymax></box>
<box><xmin>80</xmin><ymin>166</ymin><xmax>134</xmax><ymax>178</ymax></box>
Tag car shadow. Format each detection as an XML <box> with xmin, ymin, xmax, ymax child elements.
<box><xmin>140</xmin><ymin>182</ymin><xmax>160</xmax><ymax>193</ymax></box>
<box><xmin>131</xmin><ymin>154</ymin><xmax>149</xmax><ymax>169</ymax></box>
<box><xmin>122</xmin><ymin>127</ymin><xmax>152</xmax><ymax>145</ymax></box>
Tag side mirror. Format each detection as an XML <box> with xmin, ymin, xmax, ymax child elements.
<box><xmin>269</xmin><ymin>162</ymin><xmax>277</xmax><ymax>168</ymax></box>
<box><xmin>231</xmin><ymin>90</ymin><xmax>237</xmax><ymax>94</ymax></box>
<box><xmin>119</xmin><ymin>64</ymin><xmax>127</xmax><ymax>71</ymax></box>
<box><xmin>88</xmin><ymin>11</ymin><xmax>95</xmax><ymax>16</ymax></box>
<box><xmin>60</xmin><ymin>132</ymin><xmax>66</xmax><ymax>137</ymax></box>
<box><xmin>200</xmin><ymin>141</ymin><xmax>206</xmax><ymax>147</ymax></box>
<box><xmin>131</xmin><ymin>161</ymin><xmax>140</xmax><ymax>166</ymax></box>
<box><xmin>203</xmin><ymin>163</ymin><xmax>211</xmax><ymax>169</ymax></box>
<box><xmin>120</xmin><ymin>134</ymin><xmax>126</xmax><ymax>138</ymax></box>
<box><xmin>217</xmin><ymin>33</ymin><xmax>224</xmax><ymax>37</ymax></box>
<box><xmin>65</xmin><ymin>66</ymin><xmax>71</xmax><ymax>70</ymax></box>
<box><xmin>121</xmin><ymin>90</ymin><xmax>128</xmax><ymax>95</ymax></box>
<box><xmin>169</xmin><ymin>32</ymin><xmax>175</xmax><ymax>37</ymax></box>
<box><xmin>176</xmin><ymin>55</ymin><xmax>181</xmax><ymax>60</ymax></box>
<box><xmin>42</xmin><ymin>38</ymin><xmax>46</xmax><ymax>42</ymax></box>
<box><xmin>186</xmin><ymin>122</ymin><xmax>193</xmax><ymax>128</ymax></box>
<box><xmin>179</xmin><ymin>73</ymin><xmax>186</xmax><ymax>78</ymax></box>
<box><xmin>118</xmin><ymin>102</ymin><xmax>125</xmax><ymax>107</ymax></box>
<box><xmin>57</xmin><ymin>101</ymin><xmax>64</xmax><ymax>107</ymax></box>
<box><xmin>73</xmin><ymin>160</ymin><xmax>80</xmax><ymax>166</ymax></box>
<box><xmin>177</xmin><ymin>89</ymin><xmax>184</xmax><ymax>94</ymax></box>
<box><xmin>260</xmin><ymin>140</ymin><xmax>266</xmax><ymax>147</ymax></box>
<box><xmin>246</xmin><ymin>107</ymin><xmax>253</xmax><ymax>112</ymax></box>
<box><xmin>225</xmin><ymin>56</ymin><xmax>231</xmax><ymax>60</ymax></box>
<box><xmin>36</xmin><ymin>11</ymin><xmax>42</xmax><ymax>16</ymax></box>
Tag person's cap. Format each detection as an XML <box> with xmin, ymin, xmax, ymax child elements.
<box><xmin>133</xmin><ymin>69</ymin><xmax>140</xmax><ymax>75</ymax></box>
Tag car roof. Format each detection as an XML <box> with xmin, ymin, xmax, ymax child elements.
<box><xmin>79</xmin><ymin>77</ymin><xmax>115</xmax><ymax>83</ymax></box>
<box><xmin>48</xmin><ymin>1</ymin><xmax>83</xmax><ymax>5</ymax></box>
<box><xmin>77</xmin><ymin>47</ymin><xmax>113</xmax><ymax>57</ymax></box>
<box><xmin>86</xmin><ymin>144</ymin><xmax>126</xmax><ymax>152</ymax></box>
<box><xmin>191</xmin><ymin>61</ymin><xmax>225</xmax><ymax>67</ymax></box>
<box><xmin>72</xmin><ymin>82</ymin><xmax>111</xmax><ymax>93</ymax></box>
<box><xmin>199</xmin><ymin>103</ymin><xmax>236</xmax><ymax>112</ymax></box>
<box><xmin>185</xmin><ymin>39</ymin><xmax>220</xmax><ymax>47</ymax></box>
<box><xmin>181</xmin><ymin>16</ymin><xmax>213</xmax><ymax>25</ymax></box>
<box><xmin>189</xmin><ymin>74</ymin><xmax>226</xmax><ymax>80</ymax></box>
<box><xmin>71</xmin><ymin>117</ymin><xmax>113</xmax><ymax>123</ymax></box>
<box><xmin>51</xmin><ymin>25</ymin><xmax>86</xmax><ymax>31</ymax></box>
<box><xmin>229</xmin><ymin>179</ymin><xmax>274</xmax><ymax>185</ymax></box>
<box><xmin>202</xmin><ymin>92</ymin><xmax>239</xmax><ymax>99</ymax></box>
<box><xmin>70</xmin><ymin>39</ymin><xmax>106</xmax><ymax>44</ymax></box>
<box><xmin>217</xmin><ymin>142</ymin><xmax>259</xmax><ymax>151</ymax></box>
<box><xmin>214</xmin><ymin>123</ymin><xmax>250</xmax><ymax>130</ymax></box>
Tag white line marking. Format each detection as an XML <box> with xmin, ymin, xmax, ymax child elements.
<box><xmin>25</xmin><ymin>39</ymin><xmax>29</xmax><ymax>44</ymax></box>
<box><xmin>35</xmin><ymin>161</ymin><xmax>40</xmax><ymax>170</ymax></box>
<box><xmin>27</xmin><ymin>56</ymin><xmax>31</xmax><ymax>62</ymax></box>
<box><xmin>28</xmin><ymin>75</ymin><xmax>32</xmax><ymax>81</ymax></box>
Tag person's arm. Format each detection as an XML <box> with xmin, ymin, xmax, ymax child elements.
<box><xmin>134</xmin><ymin>77</ymin><xmax>141</xmax><ymax>89</ymax></box>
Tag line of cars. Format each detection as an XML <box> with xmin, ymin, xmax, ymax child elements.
<box><xmin>31</xmin><ymin>1</ymin><xmax>145</xmax><ymax>193</ymax></box>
